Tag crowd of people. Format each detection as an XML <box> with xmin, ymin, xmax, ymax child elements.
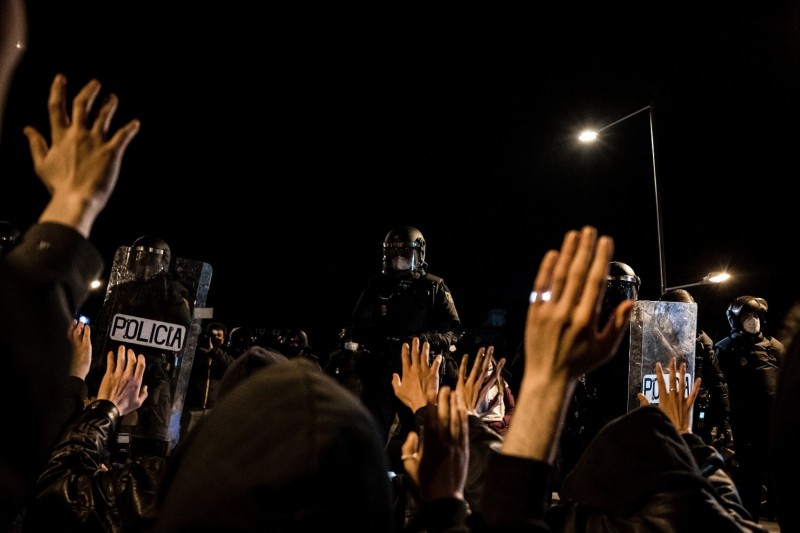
<box><xmin>0</xmin><ymin>1</ymin><xmax>795</xmax><ymax>531</ymax></box>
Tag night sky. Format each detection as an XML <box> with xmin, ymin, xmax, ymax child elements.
<box><xmin>2</xmin><ymin>2</ymin><xmax>799</xmax><ymax>358</ymax></box>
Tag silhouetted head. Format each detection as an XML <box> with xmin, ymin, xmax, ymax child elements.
<box><xmin>279</xmin><ymin>328</ymin><xmax>310</xmax><ymax>358</ymax></box>
<box><xmin>601</xmin><ymin>261</ymin><xmax>640</xmax><ymax>324</ymax></box>
<box><xmin>659</xmin><ymin>288</ymin><xmax>694</xmax><ymax>304</ymax></box>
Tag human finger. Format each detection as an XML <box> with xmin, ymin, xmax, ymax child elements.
<box><xmin>70</xmin><ymin>78</ymin><xmax>101</xmax><ymax>130</ymax></box>
<box><xmin>560</xmin><ymin>226</ymin><xmax>598</xmax><ymax>307</ymax></box>
<box><xmin>106</xmin><ymin>118</ymin><xmax>141</xmax><ymax>153</ymax></box>
<box><xmin>47</xmin><ymin>73</ymin><xmax>69</xmax><ymax>140</ymax></box>
<box><xmin>637</xmin><ymin>392</ymin><xmax>650</xmax><ymax>406</ymax></box>
<box><xmin>457</xmin><ymin>354</ymin><xmax>468</xmax><ymax>392</ymax></box>
<box><xmin>529</xmin><ymin>249</ymin><xmax>559</xmax><ymax>306</ymax></box>
<box><xmin>451</xmin><ymin>388</ymin><xmax>467</xmax><ymax>441</ymax></box>
<box><xmin>548</xmin><ymin>229</ymin><xmax>581</xmax><ymax>303</ymax></box>
<box><xmin>92</xmin><ymin>92</ymin><xmax>118</xmax><ymax>136</ymax></box>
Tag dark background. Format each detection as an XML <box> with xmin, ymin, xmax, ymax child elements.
<box><xmin>2</xmin><ymin>2</ymin><xmax>799</xmax><ymax>361</ymax></box>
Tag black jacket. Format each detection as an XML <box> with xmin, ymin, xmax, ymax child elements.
<box><xmin>22</xmin><ymin>400</ymin><xmax>166</xmax><ymax>532</ymax></box>
<box><xmin>350</xmin><ymin>272</ymin><xmax>462</xmax><ymax>358</ymax></box>
<box><xmin>470</xmin><ymin>407</ymin><xmax>765</xmax><ymax>532</ymax></box>
<box><xmin>0</xmin><ymin>223</ymin><xmax>104</xmax><ymax>528</ymax></box>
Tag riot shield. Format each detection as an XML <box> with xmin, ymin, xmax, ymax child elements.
<box><xmin>628</xmin><ymin>300</ymin><xmax>697</xmax><ymax>420</ymax></box>
<box><xmin>91</xmin><ymin>246</ymin><xmax>212</xmax><ymax>455</ymax></box>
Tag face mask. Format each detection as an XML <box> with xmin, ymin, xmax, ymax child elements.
<box><xmin>742</xmin><ymin>315</ymin><xmax>760</xmax><ymax>334</ymax></box>
<box><xmin>392</xmin><ymin>256</ymin><xmax>411</xmax><ymax>271</ymax></box>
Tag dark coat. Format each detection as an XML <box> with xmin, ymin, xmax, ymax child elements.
<box><xmin>0</xmin><ymin>223</ymin><xmax>104</xmax><ymax>528</ymax></box>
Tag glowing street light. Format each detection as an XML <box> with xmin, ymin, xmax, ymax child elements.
<box><xmin>664</xmin><ymin>271</ymin><xmax>732</xmax><ymax>292</ymax></box>
<box><xmin>578</xmin><ymin>104</ymin><xmax>667</xmax><ymax>294</ymax></box>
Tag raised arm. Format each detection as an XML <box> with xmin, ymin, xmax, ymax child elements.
<box><xmin>503</xmin><ymin>226</ymin><xmax>634</xmax><ymax>462</ymax></box>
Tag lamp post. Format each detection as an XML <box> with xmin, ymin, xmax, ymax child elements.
<box><xmin>578</xmin><ymin>104</ymin><xmax>667</xmax><ymax>295</ymax></box>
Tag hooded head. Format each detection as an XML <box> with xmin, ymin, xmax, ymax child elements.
<box><xmin>157</xmin><ymin>358</ymin><xmax>393</xmax><ymax>532</ymax></box>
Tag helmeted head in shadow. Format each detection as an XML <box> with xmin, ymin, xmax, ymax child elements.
<box><xmin>127</xmin><ymin>235</ymin><xmax>171</xmax><ymax>281</ymax></box>
<box><xmin>381</xmin><ymin>225</ymin><xmax>427</xmax><ymax>279</ymax></box>
<box><xmin>601</xmin><ymin>261</ymin><xmax>640</xmax><ymax>326</ymax></box>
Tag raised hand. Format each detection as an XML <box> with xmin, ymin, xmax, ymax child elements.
<box><xmin>25</xmin><ymin>74</ymin><xmax>140</xmax><ymax>237</ymax></box>
<box><xmin>457</xmin><ymin>346</ymin><xmax>506</xmax><ymax>416</ymax></box>
<box><xmin>637</xmin><ymin>356</ymin><xmax>701</xmax><ymax>434</ymax></box>
<box><xmin>96</xmin><ymin>345</ymin><xmax>148</xmax><ymax>416</ymax></box>
<box><xmin>401</xmin><ymin>385</ymin><xmax>469</xmax><ymax>502</ymax></box>
<box><xmin>503</xmin><ymin>226</ymin><xmax>635</xmax><ymax>462</ymax></box>
<box><xmin>67</xmin><ymin>319</ymin><xmax>92</xmax><ymax>379</ymax></box>
<box><xmin>392</xmin><ymin>337</ymin><xmax>442</xmax><ymax>413</ymax></box>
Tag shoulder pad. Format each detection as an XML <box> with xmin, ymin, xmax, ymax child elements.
<box><xmin>422</xmin><ymin>273</ymin><xmax>443</xmax><ymax>284</ymax></box>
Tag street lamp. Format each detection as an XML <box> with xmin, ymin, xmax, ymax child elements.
<box><xmin>578</xmin><ymin>104</ymin><xmax>667</xmax><ymax>295</ymax></box>
<box><xmin>664</xmin><ymin>271</ymin><xmax>731</xmax><ymax>292</ymax></box>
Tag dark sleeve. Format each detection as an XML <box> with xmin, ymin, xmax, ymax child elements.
<box><xmin>209</xmin><ymin>346</ymin><xmax>234</xmax><ymax>364</ymax></box>
<box><xmin>0</xmin><ymin>222</ymin><xmax>103</xmax><ymax>524</ymax></box>
<box><xmin>405</xmin><ymin>497</ymin><xmax>470</xmax><ymax>532</ymax></box>
<box><xmin>62</xmin><ymin>375</ymin><xmax>89</xmax><ymax>422</ymax></box>
<box><xmin>681</xmin><ymin>432</ymin><xmax>751</xmax><ymax>519</ymax></box>
<box><xmin>24</xmin><ymin>400</ymin><xmax>164</xmax><ymax>532</ymax></box>
<box><xmin>464</xmin><ymin>415</ymin><xmax>504</xmax><ymax>512</ymax></box>
<box><xmin>699</xmin><ymin>335</ymin><xmax>731</xmax><ymax>421</ymax></box>
<box><xmin>349</xmin><ymin>282</ymin><xmax>380</xmax><ymax>348</ymax></box>
<box><xmin>477</xmin><ymin>450</ymin><xmax>553</xmax><ymax>531</ymax></box>
<box><xmin>418</xmin><ymin>280</ymin><xmax>462</xmax><ymax>353</ymax></box>
<box><xmin>23</xmin><ymin>400</ymin><xmax>121</xmax><ymax>531</ymax></box>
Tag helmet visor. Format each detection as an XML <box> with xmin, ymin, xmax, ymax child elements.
<box><xmin>382</xmin><ymin>243</ymin><xmax>421</xmax><ymax>275</ymax></box>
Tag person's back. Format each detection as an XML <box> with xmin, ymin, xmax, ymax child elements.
<box><xmin>154</xmin><ymin>357</ymin><xmax>394</xmax><ymax>532</ymax></box>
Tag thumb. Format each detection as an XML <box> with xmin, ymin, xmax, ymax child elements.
<box><xmin>23</xmin><ymin>126</ymin><xmax>47</xmax><ymax>166</ymax></box>
<box><xmin>636</xmin><ymin>392</ymin><xmax>649</xmax><ymax>407</ymax></box>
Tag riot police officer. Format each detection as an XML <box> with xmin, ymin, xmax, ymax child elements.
<box><xmin>659</xmin><ymin>288</ymin><xmax>733</xmax><ymax>450</ymax></box>
<box><xmin>92</xmin><ymin>236</ymin><xmax>194</xmax><ymax>456</ymax></box>
<box><xmin>716</xmin><ymin>295</ymin><xmax>784</xmax><ymax>521</ymax></box>
<box><xmin>348</xmin><ymin>225</ymin><xmax>462</xmax><ymax>457</ymax></box>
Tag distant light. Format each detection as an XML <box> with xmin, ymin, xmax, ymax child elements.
<box><xmin>90</xmin><ymin>279</ymin><xmax>103</xmax><ymax>290</ymax></box>
<box><xmin>578</xmin><ymin>130</ymin><xmax>599</xmax><ymax>142</ymax></box>
<box><xmin>704</xmin><ymin>272</ymin><xmax>731</xmax><ymax>284</ymax></box>
<box><xmin>664</xmin><ymin>271</ymin><xmax>733</xmax><ymax>292</ymax></box>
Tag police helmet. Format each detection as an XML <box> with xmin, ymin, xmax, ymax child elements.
<box><xmin>659</xmin><ymin>288</ymin><xmax>695</xmax><ymax>304</ymax></box>
<box><xmin>381</xmin><ymin>225</ymin><xmax>427</xmax><ymax>278</ymax></box>
<box><xmin>726</xmin><ymin>295</ymin><xmax>768</xmax><ymax>330</ymax></box>
<box><xmin>279</xmin><ymin>328</ymin><xmax>310</xmax><ymax>358</ymax></box>
<box><xmin>226</xmin><ymin>326</ymin><xmax>258</xmax><ymax>356</ymax></box>
<box><xmin>128</xmin><ymin>235</ymin><xmax>171</xmax><ymax>279</ymax></box>
<box><xmin>601</xmin><ymin>261</ymin><xmax>640</xmax><ymax>323</ymax></box>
